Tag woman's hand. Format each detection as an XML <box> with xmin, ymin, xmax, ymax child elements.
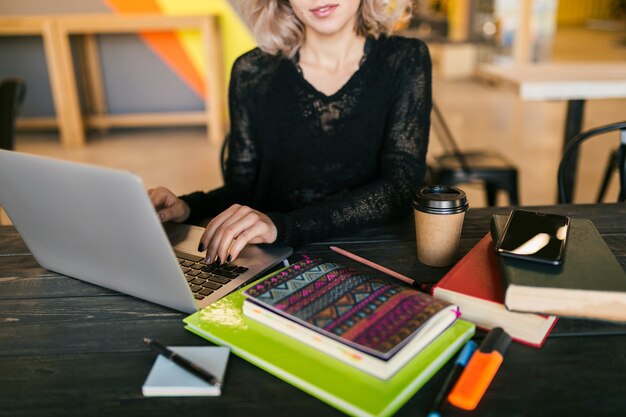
<box><xmin>199</xmin><ymin>204</ymin><xmax>277</xmax><ymax>264</ymax></box>
<box><xmin>148</xmin><ymin>186</ymin><xmax>191</xmax><ymax>223</ymax></box>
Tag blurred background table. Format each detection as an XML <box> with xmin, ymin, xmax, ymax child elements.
<box><xmin>477</xmin><ymin>62</ymin><xmax>626</xmax><ymax>202</ymax></box>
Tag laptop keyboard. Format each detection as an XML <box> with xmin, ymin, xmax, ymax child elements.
<box><xmin>175</xmin><ymin>250</ymin><xmax>249</xmax><ymax>300</ymax></box>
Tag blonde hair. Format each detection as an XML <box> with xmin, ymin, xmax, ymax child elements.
<box><xmin>239</xmin><ymin>0</ymin><xmax>412</xmax><ymax>57</ymax></box>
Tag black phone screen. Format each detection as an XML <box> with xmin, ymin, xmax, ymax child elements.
<box><xmin>496</xmin><ymin>210</ymin><xmax>570</xmax><ymax>265</ymax></box>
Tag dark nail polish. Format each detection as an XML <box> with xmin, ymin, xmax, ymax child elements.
<box><xmin>198</xmin><ymin>243</ymin><xmax>205</xmax><ymax>252</ymax></box>
<box><xmin>215</xmin><ymin>256</ymin><xmax>221</xmax><ymax>265</ymax></box>
<box><xmin>227</xmin><ymin>255</ymin><xmax>232</xmax><ymax>262</ymax></box>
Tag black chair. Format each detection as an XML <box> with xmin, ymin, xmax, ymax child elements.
<box><xmin>597</xmin><ymin>147</ymin><xmax>624</xmax><ymax>203</ymax></box>
<box><xmin>220</xmin><ymin>132</ymin><xmax>230</xmax><ymax>180</ymax></box>
<box><xmin>0</xmin><ymin>77</ymin><xmax>27</xmax><ymax>150</ymax></box>
<box><xmin>558</xmin><ymin>121</ymin><xmax>626</xmax><ymax>204</ymax></box>
<box><xmin>428</xmin><ymin>102</ymin><xmax>520</xmax><ymax>206</ymax></box>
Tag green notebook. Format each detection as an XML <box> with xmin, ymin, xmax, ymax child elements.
<box><xmin>184</xmin><ymin>287</ymin><xmax>475</xmax><ymax>417</ymax></box>
<box><xmin>491</xmin><ymin>215</ymin><xmax>626</xmax><ymax>322</ymax></box>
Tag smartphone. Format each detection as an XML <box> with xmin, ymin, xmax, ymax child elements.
<box><xmin>495</xmin><ymin>209</ymin><xmax>570</xmax><ymax>266</ymax></box>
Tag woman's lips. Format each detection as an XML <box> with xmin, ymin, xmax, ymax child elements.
<box><xmin>310</xmin><ymin>4</ymin><xmax>338</xmax><ymax>18</ymax></box>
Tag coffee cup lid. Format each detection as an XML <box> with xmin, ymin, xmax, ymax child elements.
<box><xmin>412</xmin><ymin>185</ymin><xmax>469</xmax><ymax>214</ymax></box>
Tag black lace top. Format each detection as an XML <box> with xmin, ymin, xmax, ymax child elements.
<box><xmin>181</xmin><ymin>35</ymin><xmax>432</xmax><ymax>247</ymax></box>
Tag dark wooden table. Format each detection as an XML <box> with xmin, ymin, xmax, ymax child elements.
<box><xmin>1</xmin><ymin>204</ymin><xmax>625</xmax><ymax>417</ymax></box>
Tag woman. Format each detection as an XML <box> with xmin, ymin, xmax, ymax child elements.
<box><xmin>149</xmin><ymin>0</ymin><xmax>432</xmax><ymax>264</ymax></box>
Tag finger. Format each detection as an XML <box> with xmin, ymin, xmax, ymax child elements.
<box><xmin>200</xmin><ymin>204</ymin><xmax>243</xmax><ymax>261</ymax></box>
<box><xmin>214</xmin><ymin>211</ymin><xmax>261</xmax><ymax>263</ymax></box>
<box><xmin>157</xmin><ymin>205</ymin><xmax>184</xmax><ymax>223</ymax></box>
<box><xmin>148</xmin><ymin>187</ymin><xmax>168</xmax><ymax>209</ymax></box>
<box><xmin>226</xmin><ymin>238</ymin><xmax>239</xmax><ymax>261</ymax></box>
<box><xmin>148</xmin><ymin>188</ymin><xmax>170</xmax><ymax>222</ymax></box>
<box><xmin>227</xmin><ymin>221</ymin><xmax>269</xmax><ymax>261</ymax></box>
<box><xmin>220</xmin><ymin>211</ymin><xmax>264</xmax><ymax>262</ymax></box>
<box><xmin>201</xmin><ymin>205</ymin><xmax>242</xmax><ymax>245</ymax></box>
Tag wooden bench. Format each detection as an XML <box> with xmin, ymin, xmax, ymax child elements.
<box><xmin>0</xmin><ymin>14</ymin><xmax>226</xmax><ymax>147</ymax></box>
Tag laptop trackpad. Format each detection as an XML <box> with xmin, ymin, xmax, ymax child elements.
<box><xmin>163</xmin><ymin>222</ymin><xmax>206</xmax><ymax>256</ymax></box>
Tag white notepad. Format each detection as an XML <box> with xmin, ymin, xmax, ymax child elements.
<box><xmin>142</xmin><ymin>346</ymin><xmax>230</xmax><ymax>397</ymax></box>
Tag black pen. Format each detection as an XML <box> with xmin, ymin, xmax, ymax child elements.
<box><xmin>426</xmin><ymin>340</ymin><xmax>477</xmax><ymax>417</ymax></box>
<box><xmin>143</xmin><ymin>338</ymin><xmax>221</xmax><ymax>388</ymax></box>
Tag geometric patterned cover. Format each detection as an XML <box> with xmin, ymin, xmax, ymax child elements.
<box><xmin>244</xmin><ymin>255</ymin><xmax>457</xmax><ymax>359</ymax></box>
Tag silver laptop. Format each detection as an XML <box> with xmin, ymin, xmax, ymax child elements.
<box><xmin>0</xmin><ymin>149</ymin><xmax>292</xmax><ymax>313</ymax></box>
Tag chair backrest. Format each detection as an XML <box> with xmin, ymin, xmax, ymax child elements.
<box><xmin>0</xmin><ymin>78</ymin><xmax>27</xmax><ymax>150</ymax></box>
<box><xmin>557</xmin><ymin>121</ymin><xmax>626</xmax><ymax>204</ymax></box>
<box><xmin>220</xmin><ymin>132</ymin><xmax>230</xmax><ymax>180</ymax></box>
<box><xmin>431</xmin><ymin>101</ymin><xmax>472</xmax><ymax>174</ymax></box>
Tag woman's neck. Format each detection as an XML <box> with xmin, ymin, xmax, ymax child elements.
<box><xmin>299</xmin><ymin>28</ymin><xmax>365</xmax><ymax>73</ymax></box>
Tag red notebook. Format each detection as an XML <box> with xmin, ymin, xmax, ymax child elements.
<box><xmin>432</xmin><ymin>233</ymin><xmax>557</xmax><ymax>347</ymax></box>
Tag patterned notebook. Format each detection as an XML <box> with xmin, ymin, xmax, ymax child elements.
<box><xmin>243</xmin><ymin>255</ymin><xmax>459</xmax><ymax>360</ymax></box>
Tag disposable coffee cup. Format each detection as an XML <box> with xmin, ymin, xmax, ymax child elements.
<box><xmin>412</xmin><ymin>185</ymin><xmax>469</xmax><ymax>267</ymax></box>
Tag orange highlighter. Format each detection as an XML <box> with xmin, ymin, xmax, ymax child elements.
<box><xmin>447</xmin><ymin>327</ymin><xmax>512</xmax><ymax>410</ymax></box>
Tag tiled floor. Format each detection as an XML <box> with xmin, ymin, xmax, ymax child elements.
<box><xmin>12</xmin><ymin>26</ymin><xmax>626</xmax><ymax>211</ymax></box>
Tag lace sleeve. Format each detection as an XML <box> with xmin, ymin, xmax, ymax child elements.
<box><xmin>268</xmin><ymin>40</ymin><xmax>432</xmax><ymax>246</ymax></box>
<box><xmin>180</xmin><ymin>53</ymin><xmax>263</xmax><ymax>223</ymax></box>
